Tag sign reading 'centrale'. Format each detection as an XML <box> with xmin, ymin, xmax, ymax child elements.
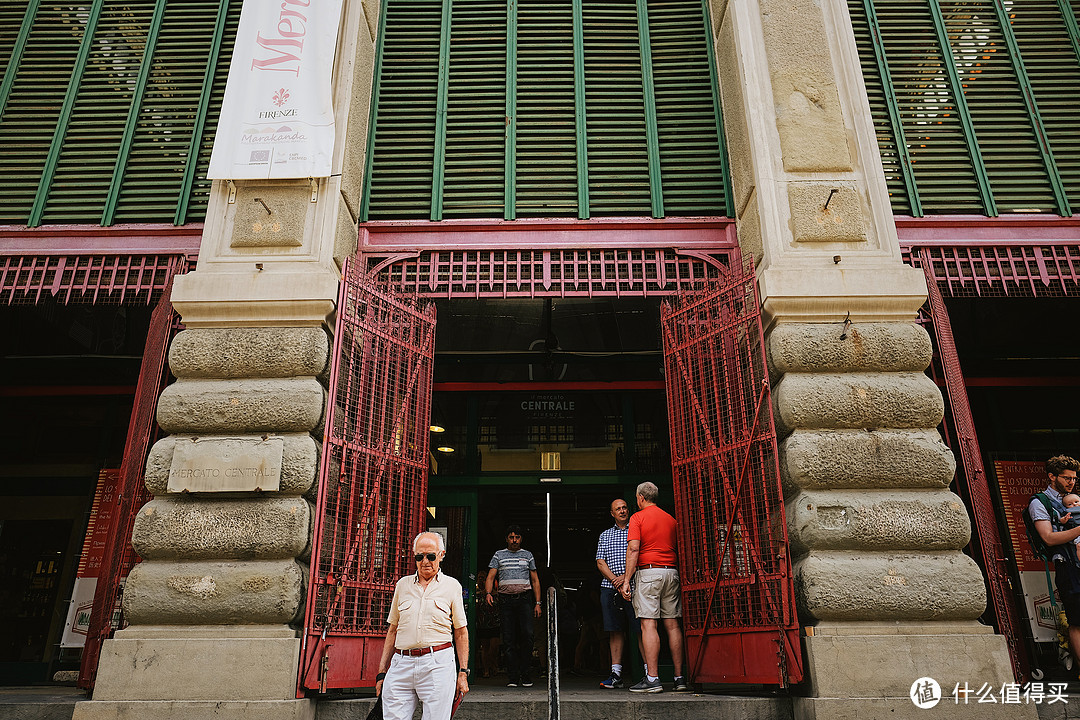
<box><xmin>167</xmin><ymin>436</ymin><xmax>283</xmax><ymax>493</ymax></box>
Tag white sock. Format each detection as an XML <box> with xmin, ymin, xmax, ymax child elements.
<box><xmin>611</xmin><ymin>664</ymin><xmax>623</xmax><ymax>675</ymax></box>
<box><xmin>647</xmin><ymin>674</ymin><xmax>659</xmax><ymax>683</ymax></box>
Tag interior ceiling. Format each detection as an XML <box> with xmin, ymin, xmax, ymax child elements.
<box><xmin>434</xmin><ymin>298</ymin><xmax>662</xmax><ymax>355</ymax></box>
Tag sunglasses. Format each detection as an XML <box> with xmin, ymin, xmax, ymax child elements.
<box><xmin>414</xmin><ymin>553</ymin><xmax>438</xmax><ymax>562</ymax></box>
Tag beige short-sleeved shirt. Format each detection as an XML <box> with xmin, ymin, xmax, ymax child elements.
<box><xmin>386</xmin><ymin>572</ymin><xmax>468</xmax><ymax>650</ymax></box>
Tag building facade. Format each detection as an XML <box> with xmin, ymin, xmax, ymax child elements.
<box><xmin>2</xmin><ymin>0</ymin><xmax>1079</xmax><ymax>718</ymax></box>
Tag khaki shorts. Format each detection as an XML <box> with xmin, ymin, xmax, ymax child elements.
<box><xmin>632</xmin><ymin>567</ymin><xmax>681</xmax><ymax>619</ymax></box>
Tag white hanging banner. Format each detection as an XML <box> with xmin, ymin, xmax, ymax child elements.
<box><xmin>208</xmin><ymin>0</ymin><xmax>344</xmax><ymax>179</ymax></box>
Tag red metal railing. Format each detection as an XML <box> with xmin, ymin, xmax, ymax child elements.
<box><xmin>660</xmin><ymin>258</ymin><xmax>801</xmax><ymax>686</ymax></box>
<box><xmin>299</xmin><ymin>257</ymin><xmax>436</xmax><ymax>691</ymax></box>
<box><xmin>0</xmin><ymin>253</ymin><xmax>187</xmax><ymax>305</ymax></box>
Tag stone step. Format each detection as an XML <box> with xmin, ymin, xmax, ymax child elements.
<box><xmin>316</xmin><ymin>685</ymin><xmax>792</xmax><ymax>720</ymax></box>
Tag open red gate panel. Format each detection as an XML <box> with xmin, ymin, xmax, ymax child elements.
<box><xmin>660</xmin><ymin>261</ymin><xmax>802</xmax><ymax>686</ymax></box>
<box><xmin>299</xmin><ymin>257</ymin><xmax>436</xmax><ymax>691</ymax></box>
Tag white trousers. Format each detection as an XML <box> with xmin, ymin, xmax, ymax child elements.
<box><xmin>382</xmin><ymin>646</ymin><xmax>457</xmax><ymax>720</ymax></box>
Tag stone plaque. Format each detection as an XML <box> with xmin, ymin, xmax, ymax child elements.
<box><xmin>168</xmin><ymin>436</ymin><xmax>284</xmax><ymax>493</ymax></box>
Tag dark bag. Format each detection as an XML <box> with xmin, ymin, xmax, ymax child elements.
<box><xmin>1025</xmin><ymin>492</ymin><xmax>1057</xmax><ymax>562</ymax></box>
<box><xmin>365</xmin><ymin>696</ymin><xmax>383</xmax><ymax>720</ymax></box>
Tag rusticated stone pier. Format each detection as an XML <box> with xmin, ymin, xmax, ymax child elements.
<box><xmin>711</xmin><ymin>0</ymin><xmax>1032</xmax><ymax>714</ymax></box>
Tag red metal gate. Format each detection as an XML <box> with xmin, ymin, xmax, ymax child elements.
<box><xmin>299</xmin><ymin>256</ymin><xmax>436</xmax><ymax>691</ymax></box>
<box><xmin>660</xmin><ymin>261</ymin><xmax>802</xmax><ymax>686</ymax></box>
<box><xmin>78</xmin><ymin>274</ymin><xmax>179</xmax><ymax>689</ymax></box>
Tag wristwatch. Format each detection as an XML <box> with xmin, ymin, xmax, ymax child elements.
<box><xmin>459</xmin><ymin>668</ymin><xmax>471</xmax><ymax>677</ymax></box>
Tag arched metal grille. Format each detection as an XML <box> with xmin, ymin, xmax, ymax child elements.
<box><xmin>361</xmin><ymin>248</ymin><xmax>738</xmax><ymax>299</ymax></box>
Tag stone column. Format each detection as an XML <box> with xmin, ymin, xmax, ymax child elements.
<box><xmin>710</xmin><ymin>0</ymin><xmax>1032</xmax><ymax>716</ymax></box>
<box><xmin>72</xmin><ymin>1</ymin><xmax>378</xmax><ymax>718</ymax></box>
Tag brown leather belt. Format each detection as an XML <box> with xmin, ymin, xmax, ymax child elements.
<box><xmin>397</xmin><ymin>641</ymin><xmax>453</xmax><ymax>657</ymax></box>
<box><xmin>639</xmin><ymin>564</ymin><xmax>677</xmax><ymax>570</ymax></box>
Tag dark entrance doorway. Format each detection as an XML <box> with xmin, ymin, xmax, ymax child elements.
<box><xmin>425</xmin><ymin>291</ymin><xmax>673</xmax><ymax>682</ymax></box>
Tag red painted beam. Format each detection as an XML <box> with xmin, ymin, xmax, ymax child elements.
<box><xmin>0</xmin><ymin>224</ymin><xmax>203</xmax><ymax>256</ymax></box>
<box><xmin>896</xmin><ymin>215</ymin><xmax>1080</xmax><ymax>244</ymax></box>
<box><xmin>360</xmin><ymin>216</ymin><xmax>737</xmax><ymax>251</ymax></box>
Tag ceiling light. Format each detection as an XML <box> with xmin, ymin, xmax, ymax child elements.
<box><xmin>436</xmin><ymin>446</ymin><xmax>455</xmax><ymax>453</ymax></box>
<box><xmin>430</xmin><ymin>424</ymin><xmax>446</xmax><ymax>433</ymax></box>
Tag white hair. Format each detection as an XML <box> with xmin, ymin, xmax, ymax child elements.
<box><xmin>413</xmin><ymin>531</ymin><xmax>446</xmax><ymax>553</ymax></box>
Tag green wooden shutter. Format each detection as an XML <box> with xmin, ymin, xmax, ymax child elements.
<box><xmin>582</xmin><ymin>0</ymin><xmax>651</xmax><ymax>215</ymax></box>
<box><xmin>846</xmin><ymin>0</ymin><xmax>914</xmax><ymax>213</ymax></box>
<box><xmin>0</xmin><ymin>2</ymin><xmax>88</xmax><ymax>224</ymax></box>
<box><xmin>941</xmin><ymin>1</ymin><xmax>1057</xmax><ymax>212</ymax></box>
<box><xmin>113</xmin><ymin>0</ymin><xmax>240</xmax><ymax>223</ymax></box>
<box><xmin>363</xmin><ymin>0</ymin><xmax>731</xmax><ymax>221</ymax></box>
<box><xmin>0</xmin><ymin>0</ymin><xmax>237</xmax><ymax>226</ymax></box>
<box><xmin>849</xmin><ymin>0</ymin><xmax>1080</xmax><ymax>216</ymax></box>
<box><xmin>40</xmin><ymin>1</ymin><xmax>151</xmax><ymax>224</ymax></box>
<box><xmin>1008</xmin><ymin>0</ymin><xmax>1080</xmax><ymax>209</ymax></box>
<box><xmin>649</xmin><ymin>0</ymin><xmax>727</xmax><ymax>216</ymax></box>
<box><xmin>516</xmin><ymin>0</ymin><xmax>578</xmax><ymax>217</ymax></box>
<box><xmin>364</xmin><ymin>0</ymin><xmax>442</xmax><ymax>220</ymax></box>
<box><xmin>443</xmin><ymin>0</ymin><xmax>508</xmax><ymax>218</ymax></box>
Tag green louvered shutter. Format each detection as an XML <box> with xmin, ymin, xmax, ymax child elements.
<box><xmin>941</xmin><ymin>1</ymin><xmax>1055</xmax><ymax>212</ymax></box>
<box><xmin>364</xmin><ymin>0</ymin><xmax>441</xmax><ymax>220</ymax></box>
<box><xmin>41</xmin><ymin>2</ymin><xmax>150</xmax><ymax>224</ymax></box>
<box><xmin>1008</xmin><ymin>0</ymin><xmax>1080</xmax><ymax>209</ymax></box>
<box><xmin>0</xmin><ymin>2</ymin><xmax>88</xmax><ymax>224</ymax></box>
<box><xmin>582</xmin><ymin>0</ymin><xmax>651</xmax><ymax>215</ymax></box>
<box><xmin>0</xmin><ymin>4</ymin><xmax>21</xmax><ymax>71</ymax></box>
<box><xmin>849</xmin><ymin>0</ymin><xmax>1080</xmax><ymax>216</ymax></box>
<box><xmin>363</xmin><ymin>0</ymin><xmax>731</xmax><ymax>221</ymax></box>
<box><xmin>443</xmin><ymin>0</ymin><xmax>507</xmax><ymax>218</ymax></box>
<box><xmin>517</xmin><ymin>0</ymin><xmax>578</xmax><ymax>217</ymax></box>
<box><xmin>855</xmin><ymin>0</ymin><xmax>987</xmax><ymax>212</ymax></box>
<box><xmin>113</xmin><ymin>0</ymin><xmax>240</xmax><ymax>223</ymax></box>
<box><xmin>846</xmin><ymin>0</ymin><xmax>913</xmax><ymax>213</ymax></box>
<box><xmin>649</xmin><ymin>0</ymin><xmax>727</xmax><ymax>215</ymax></box>
<box><xmin>0</xmin><ymin>0</ymin><xmax>237</xmax><ymax>226</ymax></box>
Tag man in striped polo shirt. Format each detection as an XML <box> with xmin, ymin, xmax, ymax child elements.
<box><xmin>484</xmin><ymin>525</ymin><xmax>542</xmax><ymax>687</ymax></box>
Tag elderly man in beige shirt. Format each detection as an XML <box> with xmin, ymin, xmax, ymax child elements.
<box><xmin>375</xmin><ymin>531</ymin><xmax>470</xmax><ymax>720</ymax></box>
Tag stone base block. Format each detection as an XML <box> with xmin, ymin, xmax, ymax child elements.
<box><xmin>794</xmin><ymin>696</ymin><xmax>1036</xmax><ymax>719</ymax></box>
<box><xmin>72</xmin><ymin>699</ymin><xmax>315</xmax><ymax>720</ymax></box>
<box><xmin>803</xmin><ymin>628</ymin><xmax>1018</xmax><ymax>698</ymax></box>
<box><xmin>92</xmin><ymin>632</ymin><xmax>301</xmax><ymax>701</ymax></box>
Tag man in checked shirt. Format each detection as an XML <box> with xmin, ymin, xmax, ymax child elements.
<box><xmin>595</xmin><ymin>498</ymin><xmax>641</xmax><ymax>689</ymax></box>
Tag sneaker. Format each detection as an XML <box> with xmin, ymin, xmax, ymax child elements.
<box><xmin>673</xmin><ymin>676</ymin><xmax>690</xmax><ymax>692</ymax></box>
<box><xmin>506</xmin><ymin>680</ymin><xmax>519</xmax><ymax>687</ymax></box>
<box><xmin>600</xmin><ymin>672</ymin><xmax>624</xmax><ymax>689</ymax></box>
<box><xmin>629</xmin><ymin>677</ymin><xmax>663</xmax><ymax>693</ymax></box>
<box><xmin>521</xmin><ymin>677</ymin><xmax>534</xmax><ymax>687</ymax></box>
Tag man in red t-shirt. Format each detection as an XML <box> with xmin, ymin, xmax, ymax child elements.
<box><xmin>617</xmin><ymin>481</ymin><xmax>686</xmax><ymax>693</ymax></box>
